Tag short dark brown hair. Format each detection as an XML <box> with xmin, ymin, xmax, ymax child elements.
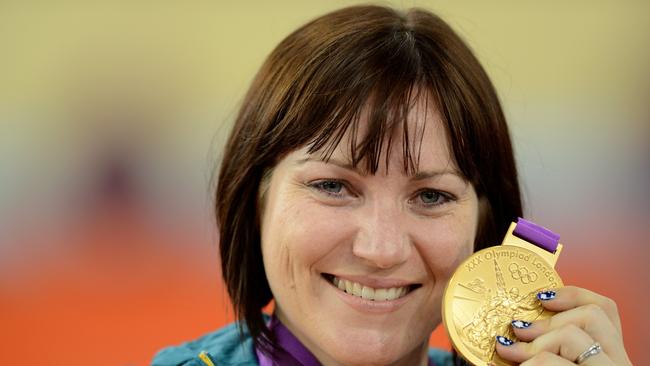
<box><xmin>215</xmin><ymin>4</ymin><xmax>522</xmax><ymax>359</ymax></box>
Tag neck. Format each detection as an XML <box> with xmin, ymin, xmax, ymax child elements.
<box><xmin>272</xmin><ymin>309</ymin><xmax>432</xmax><ymax>366</ymax></box>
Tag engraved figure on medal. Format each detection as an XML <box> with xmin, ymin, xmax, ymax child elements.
<box><xmin>458</xmin><ymin>259</ymin><xmax>544</xmax><ymax>362</ymax></box>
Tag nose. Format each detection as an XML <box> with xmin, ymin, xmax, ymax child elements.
<box><xmin>352</xmin><ymin>201</ymin><xmax>411</xmax><ymax>269</ymax></box>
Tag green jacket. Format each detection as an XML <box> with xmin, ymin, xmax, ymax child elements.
<box><xmin>152</xmin><ymin>322</ymin><xmax>453</xmax><ymax>366</ymax></box>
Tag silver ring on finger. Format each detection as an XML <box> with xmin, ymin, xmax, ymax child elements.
<box><xmin>575</xmin><ymin>342</ymin><xmax>602</xmax><ymax>364</ymax></box>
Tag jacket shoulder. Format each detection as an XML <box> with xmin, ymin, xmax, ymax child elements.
<box><xmin>428</xmin><ymin>347</ymin><xmax>453</xmax><ymax>366</ymax></box>
<box><xmin>151</xmin><ymin>322</ymin><xmax>257</xmax><ymax>366</ymax></box>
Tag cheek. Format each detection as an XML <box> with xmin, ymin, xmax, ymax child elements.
<box><xmin>262</xmin><ymin>196</ymin><xmax>355</xmax><ymax>282</ymax></box>
<box><xmin>418</xmin><ymin>218</ymin><xmax>476</xmax><ymax>282</ymax></box>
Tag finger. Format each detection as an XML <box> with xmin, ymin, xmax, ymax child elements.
<box><xmin>536</xmin><ymin>286</ymin><xmax>622</xmax><ymax>333</ymax></box>
<box><xmin>511</xmin><ymin>304</ymin><xmax>621</xmax><ymax>358</ymax></box>
<box><xmin>495</xmin><ymin>324</ymin><xmax>609</xmax><ymax>364</ymax></box>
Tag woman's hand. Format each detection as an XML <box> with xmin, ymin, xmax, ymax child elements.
<box><xmin>494</xmin><ymin>286</ymin><xmax>632</xmax><ymax>365</ymax></box>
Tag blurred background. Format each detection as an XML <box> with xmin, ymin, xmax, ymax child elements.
<box><xmin>0</xmin><ymin>1</ymin><xmax>648</xmax><ymax>364</ymax></box>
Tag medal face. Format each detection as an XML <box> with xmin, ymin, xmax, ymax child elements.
<box><xmin>442</xmin><ymin>245</ymin><xmax>563</xmax><ymax>366</ymax></box>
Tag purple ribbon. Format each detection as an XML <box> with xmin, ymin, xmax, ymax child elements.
<box><xmin>255</xmin><ymin>316</ymin><xmax>321</xmax><ymax>366</ymax></box>
<box><xmin>513</xmin><ymin>217</ymin><xmax>560</xmax><ymax>253</ymax></box>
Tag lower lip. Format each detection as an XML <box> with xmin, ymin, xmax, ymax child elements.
<box><xmin>324</xmin><ymin>276</ymin><xmax>415</xmax><ymax>314</ymax></box>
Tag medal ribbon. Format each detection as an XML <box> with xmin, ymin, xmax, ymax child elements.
<box><xmin>512</xmin><ymin>217</ymin><xmax>560</xmax><ymax>253</ymax></box>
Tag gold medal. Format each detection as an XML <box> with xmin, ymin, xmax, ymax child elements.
<box><xmin>442</xmin><ymin>219</ymin><xmax>564</xmax><ymax>366</ymax></box>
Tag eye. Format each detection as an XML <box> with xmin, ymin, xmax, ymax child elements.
<box><xmin>317</xmin><ymin>180</ymin><xmax>343</xmax><ymax>194</ymax></box>
<box><xmin>308</xmin><ymin>179</ymin><xmax>350</xmax><ymax>197</ymax></box>
<box><xmin>412</xmin><ymin>189</ymin><xmax>454</xmax><ymax>207</ymax></box>
<box><xmin>420</xmin><ymin>190</ymin><xmax>442</xmax><ymax>204</ymax></box>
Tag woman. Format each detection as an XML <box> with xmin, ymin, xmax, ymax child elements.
<box><xmin>153</xmin><ymin>5</ymin><xmax>631</xmax><ymax>366</ymax></box>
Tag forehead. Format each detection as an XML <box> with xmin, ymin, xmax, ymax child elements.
<box><xmin>310</xmin><ymin>95</ymin><xmax>457</xmax><ymax>175</ymax></box>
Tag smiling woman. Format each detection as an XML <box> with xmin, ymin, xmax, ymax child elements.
<box><xmin>152</xmin><ymin>4</ymin><xmax>631</xmax><ymax>366</ymax></box>
<box><xmin>259</xmin><ymin>102</ymin><xmax>480</xmax><ymax>365</ymax></box>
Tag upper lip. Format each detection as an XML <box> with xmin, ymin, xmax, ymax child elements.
<box><xmin>323</xmin><ymin>273</ymin><xmax>421</xmax><ymax>289</ymax></box>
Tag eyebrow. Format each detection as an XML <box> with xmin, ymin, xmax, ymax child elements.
<box><xmin>296</xmin><ymin>157</ymin><xmax>463</xmax><ymax>180</ymax></box>
<box><xmin>296</xmin><ymin>157</ymin><xmax>357</xmax><ymax>172</ymax></box>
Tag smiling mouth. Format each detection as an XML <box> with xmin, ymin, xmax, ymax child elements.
<box><xmin>322</xmin><ymin>273</ymin><xmax>421</xmax><ymax>301</ymax></box>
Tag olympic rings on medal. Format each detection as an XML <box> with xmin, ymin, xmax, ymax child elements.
<box><xmin>508</xmin><ymin>263</ymin><xmax>538</xmax><ymax>284</ymax></box>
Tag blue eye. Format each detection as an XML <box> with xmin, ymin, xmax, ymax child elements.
<box><xmin>318</xmin><ymin>180</ymin><xmax>343</xmax><ymax>194</ymax></box>
<box><xmin>309</xmin><ymin>180</ymin><xmax>347</xmax><ymax>196</ymax></box>
<box><xmin>416</xmin><ymin>190</ymin><xmax>451</xmax><ymax>206</ymax></box>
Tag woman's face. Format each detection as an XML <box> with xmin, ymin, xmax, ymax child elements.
<box><xmin>260</xmin><ymin>100</ymin><xmax>479</xmax><ymax>366</ymax></box>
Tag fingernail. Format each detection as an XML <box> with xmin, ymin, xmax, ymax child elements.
<box><xmin>496</xmin><ymin>335</ymin><xmax>514</xmax><ymax>346</ymax></box>
<box><xmin>511</xmin><ymin>319</ymin><xmax>532</xmax><ymax>329</ymax></box>
<box><xmin>537</xmin><ymin>290</ymin><xmax>556</xmax><ymax>301</ymax></box>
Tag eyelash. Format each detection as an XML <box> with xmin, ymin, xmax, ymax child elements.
<box><xmin>410</xmin><ymin>189</ymin><xmax>455</xmax><ymax>208</ymax></box>
<box><xmin>307</xmin><ymin>179</ymin><xmax>456</xmax><ymax>208</ymax></box>
<box><xmin>308</xmin><ymin>179</ymin><xmax>351</xmax><ymax>198</ymax></box>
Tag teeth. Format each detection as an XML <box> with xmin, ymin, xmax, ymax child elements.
<box><xmin>374</xmin><ymin>288</ymin><xmax>388</xmax><ymax>301</ymax></box>
<box><xmin>330</xmin><ymin>276</ymin><xmax>411</xmax><ymax>301</ymax></box>
<box><xmin>337</xmin><ymin>279</ymin><xmax>346</xmax><ymax>291</ymax></box>
<box><xmin>361</xmin><ymin>286</ymin><xmax>374</xmax><ymax>300</ymax></box>
<box><xmin>352</xmin><ymin>282</ymin><xmax>362</xmax><ymax>297</ymax></box>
